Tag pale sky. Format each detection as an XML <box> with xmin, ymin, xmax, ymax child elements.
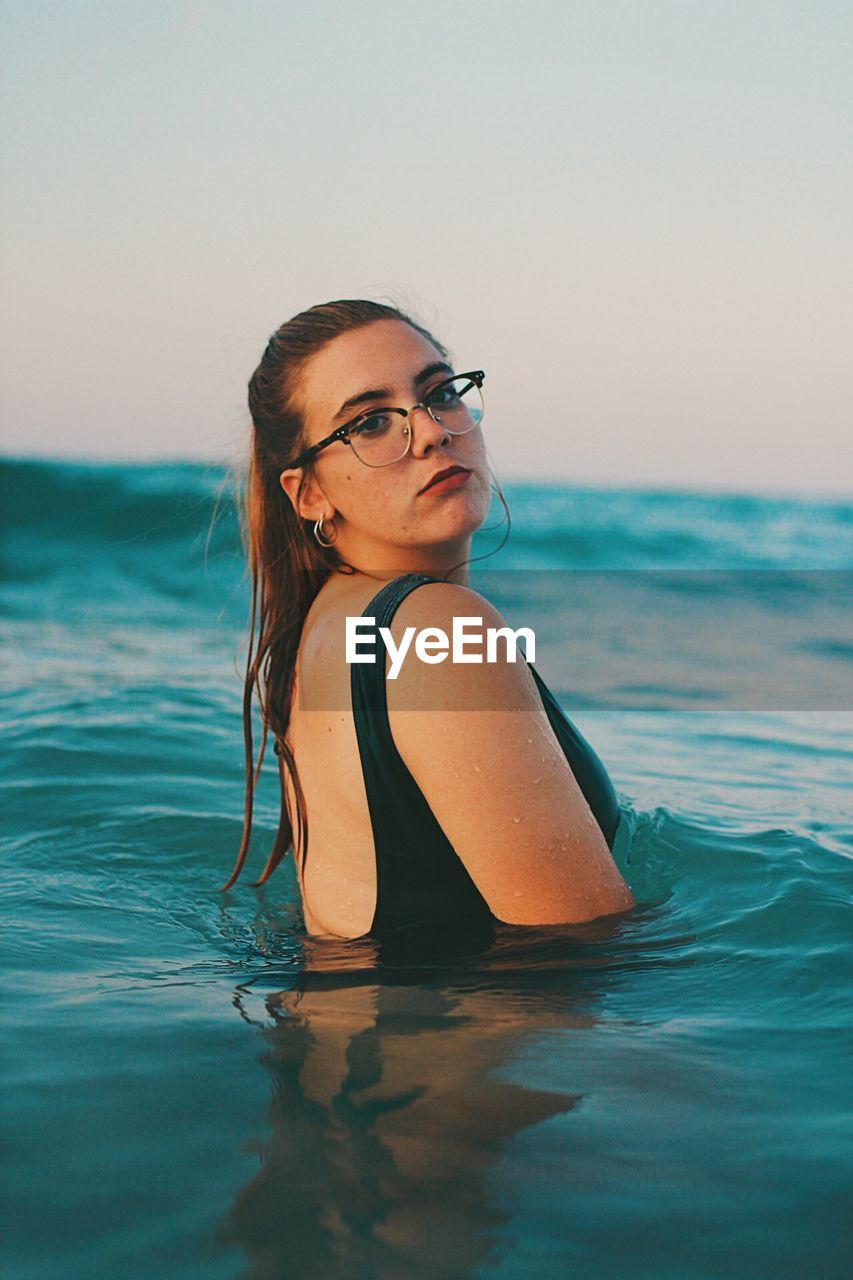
<box><xmin>1</xmin><ymin>0</ymin><xmax>851</xmax><ymax>494</ymax></box>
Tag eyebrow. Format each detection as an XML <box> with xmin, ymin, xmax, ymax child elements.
<box><xmin>332</xmin><ymin>361</ymin><xmax>454</xmax><ymax>423</ymax></box>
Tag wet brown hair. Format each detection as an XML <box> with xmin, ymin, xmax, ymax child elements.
<box><xmin>219</xmin><ymin>300</ymin><xmax>451</xmax><ymax>892</ymax></box>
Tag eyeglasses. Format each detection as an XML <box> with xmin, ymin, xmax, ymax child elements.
<box><xmin>287</xmin><ymin>370</ymin><xmax>485</xmax><ymax>469</ymax></box>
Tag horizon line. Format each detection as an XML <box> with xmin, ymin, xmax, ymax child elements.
<box><xmin>1</xmin><ymin>449</ymin><xmax>850</xmax><ymax>504</ymax></box>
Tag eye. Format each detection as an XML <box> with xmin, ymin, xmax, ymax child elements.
<box><xmin>349</xmin><ymin>411</ymin><xmax>394</xmax><ymax>438</ymax></box>
<box><xmin>426</xmin><ymin>378</ymin><xmax>471</xmax><ymax>409</ymax></box>
<box><xmin>426</xmin><ymin>382</ymin><xmax>460</xmax><ymax>407</ymax></box>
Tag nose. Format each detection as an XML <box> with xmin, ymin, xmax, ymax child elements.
<box><xmin>407</xmin><ymin>404</ymin><xmax>451</xmax><ymax>457</ymax></box>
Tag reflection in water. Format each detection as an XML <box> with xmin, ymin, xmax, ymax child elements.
<box><xmin>215</xmin><ymin>928</ymin><xmax>614</xmax><ymax>1280</ymax></box>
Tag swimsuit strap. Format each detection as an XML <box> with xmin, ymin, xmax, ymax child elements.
<box><xmin>351</xmin><ymin>573</ymin><xmax>495</xmax><ymax>937</ymax></box>
<box><xmin>357</xmin><ymin>571</ymin><xmax>445</xmax><ymax>729</ymax></box>
<box><xmin>362</xmin><ymin>571</ymin><xmax>444</xmax><ymax>628</ymax></box>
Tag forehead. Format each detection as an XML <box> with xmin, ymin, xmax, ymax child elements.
<box><xmin>296</xmin><ymin>319</ymin><xmax>444</xmax><ymax>424</ymax></box>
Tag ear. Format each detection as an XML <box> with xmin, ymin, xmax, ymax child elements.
<box><xmin>279</xmin><ymin>466</ymin><xmax>333</xmax><ymax>523</ymax></box>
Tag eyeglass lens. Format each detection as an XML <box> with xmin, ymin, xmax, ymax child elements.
<box><xmin>347</xmin><ymin>375</ymin><xmax>484</xmax><ymax>467</ymax></box>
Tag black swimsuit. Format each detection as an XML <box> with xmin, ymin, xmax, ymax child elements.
<box><xmin>350</xmin><ymin>573</ymin><xmax>621</xmax><ymax>944</ymax></box>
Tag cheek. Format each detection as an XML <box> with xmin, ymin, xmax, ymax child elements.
<box><xmin>468</xmin><ymin>437</ymin><xmax>490</xmax><ymax>484</ymax></box>
<box><xmin>464</xmin><ymin>428</ymin><xmax>488</xmax><ymax>464</ymax></box>
<box><xmin>337</xmin><ymin>473</ymin><xmax>403</xmax><ymax>520</ymax></box>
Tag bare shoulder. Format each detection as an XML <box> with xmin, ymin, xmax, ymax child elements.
<box><xmin>387</xmin><ymin>579</ymin><xmax>542</xmax><ymax>712</ymax></box>
<box><xmin>385</xmin><ymin>579</ymin><xmax>635</xmax><ymax>925</ymax></box>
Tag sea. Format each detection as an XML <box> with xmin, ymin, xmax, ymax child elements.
<box><xmin>2</xmin><ymin>457</ymin><xmax>851</xmax><ymax>1280</ymax></box>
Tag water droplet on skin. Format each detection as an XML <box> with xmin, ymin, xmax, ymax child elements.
<box><xmin>533</xmin><ymin>777</ymin><xmax>541</xmax><ymax>784</ymax></box>
<box><xmin>474</xmin><ymin>764</ymin><xmax>480</xmax><ymax>773</ymax></box>
<box><xmin>511</xmin><ymin>817</ymin><xmax>521</xmax><ymax>823</ymax></box>
<box><xmin>526</xmin><ymin>737</ymin><xmax>533</xmax><ymax>743</ymax></box>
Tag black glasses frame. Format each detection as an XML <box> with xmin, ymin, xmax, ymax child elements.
<box><xmin>286</xmin><ymin>370</ymin><xmax>485</xmax><ymax>469</ymax></box>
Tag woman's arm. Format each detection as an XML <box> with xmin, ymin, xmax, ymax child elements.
<box><xmin>385</xmin><ymin>582</ymin><xmax>635</xmax><ymax>925</ymax></box>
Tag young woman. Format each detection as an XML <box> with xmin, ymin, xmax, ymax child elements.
<box><xmin>221</xmin><ymin>300</ymin><xmax>634</xmax><ymax>940</ymax></box>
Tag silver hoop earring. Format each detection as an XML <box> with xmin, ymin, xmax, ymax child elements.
<box><xmin>313</xmin><ymin>515</ymin><xmax>337</xmax><ymax>547</ymax></box>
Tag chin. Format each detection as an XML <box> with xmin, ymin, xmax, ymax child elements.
<box><xmin>436</xmin><ymin>503</ymin><xmax>489</xmax><ymax>544</ymax></box>
<box><xmin>409</xmin><ymin>474</ymin><xmax>491</xmax><ymax>544</ymax></box>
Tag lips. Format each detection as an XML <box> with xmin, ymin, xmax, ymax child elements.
<box><xmin>418</xmin><ymin>465</ymin><xmax>471</xmax><ymax>495</ymax></box>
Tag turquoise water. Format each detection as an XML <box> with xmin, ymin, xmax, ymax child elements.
<box><xmin>2</xmin><ymin>458</ymin><xmax>851</xmax><ymax>1279</ymax></box>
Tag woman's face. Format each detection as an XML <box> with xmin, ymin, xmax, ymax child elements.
<box><xmin>282</xmin><ymin>319</ymin><xmax>491</xmax><ymax>573</ymax></box>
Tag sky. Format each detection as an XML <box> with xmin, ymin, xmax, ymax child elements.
<box><xmin>1</xmin><ymin>0</ymin><xmax>851</xmax><ymax>495</ymax></box>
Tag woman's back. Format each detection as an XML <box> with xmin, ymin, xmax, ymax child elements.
<box><xmin>283</xmin><ymin>572</ymin><xmax>631</xmax><ymax>940</ymax></box>
<box><xmin>282</xmin><ymin>572</ymin><xmax>388</xmax><ymax>938</ymax></box>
